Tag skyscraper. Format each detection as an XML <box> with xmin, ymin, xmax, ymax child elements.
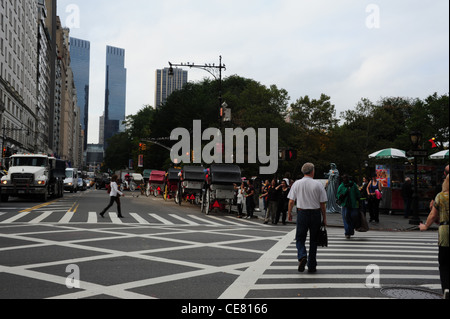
<box><xmin>1</xmin><ymin>0</ymin><xmax>38</xmax><ymax>161</ymax></box>
<box><xmin>104</xmin><ymin>45</ymin><xmax>127</xmax><ymax>146</ymax></box>
<box><xmin>69</xmin><ymin>37</ymin><xmax>90</xmax><ymax>149</ymax></box>
<box><xmin>155</xmin><ymin>68</ymin><xmax>188</xmax><ymax>108</ymax></box>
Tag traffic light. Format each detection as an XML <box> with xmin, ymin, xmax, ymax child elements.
<box><xmin>139</xmin><ymin>143</ymin><xmax>147</xmax><ymax>151</ymax></box>
<box><xmin>279</xmin><ymin>149</ymin><xmax>298</xmax><ymax>161</ymax></box>
<box><xmin>285</xmin><ymin>149</ymin><xmax>298</xmax><ymax>161</ymax></box>
<box><xmin>429</xmin><ymin>138</ymin><xmax>438</xmax><ymax>148</ymax></box>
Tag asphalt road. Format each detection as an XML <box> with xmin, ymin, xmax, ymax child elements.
<box><xmin>0</xmin><ymin>188</ymin><xmax>443</xmax><ymax>304</ymax></box>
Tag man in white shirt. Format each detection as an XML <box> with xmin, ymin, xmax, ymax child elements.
<box><xmin>100</xmin><ymin>175</ymin><xmax>125</xmax><ymax>219</ymax></box>
<box><xmin>288</xmin><ymin>163</ymin><xmax>327</xmax><ymax>273</ymax></box>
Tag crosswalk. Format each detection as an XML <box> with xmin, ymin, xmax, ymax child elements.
<box><xmin>222</xmin><ymin>228</ymin><xmax>443</xmax><ymax>299</ymax></box>
<box><xmin>0</xmin><ymin>209</ymin><xmax>266</xmax><ymax>227</ymax></box>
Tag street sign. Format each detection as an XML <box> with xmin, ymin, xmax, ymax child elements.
<box><xmin>407</xmin><ymin>150</ymin><xmax>429</xmax><ymax>157</ymax></box>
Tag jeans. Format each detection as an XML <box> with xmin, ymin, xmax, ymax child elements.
<box><xmin>296</xmin><ymin>209</ymin><xmax>322</xmax><ymax>269</ymax></box>
<box><xmin>342</xmin><ymin>207</ymin><xmax>359</xmax><ymax>236</ymax></box>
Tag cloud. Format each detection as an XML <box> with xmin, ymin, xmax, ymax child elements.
<box><xmin>57</xmin><ymin>0</ymin><xmax>449</xmax><ymax>143</ymax></box>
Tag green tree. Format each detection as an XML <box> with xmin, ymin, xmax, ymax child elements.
<box><xmin>288</xmin><ymin>94</ymin><xmax>339</xmax><ymax>176</ymax></box>
<box><xmin>103</xmin><ymin>132</ymin><xmax>131</xmax><ymax>171</ymax></box>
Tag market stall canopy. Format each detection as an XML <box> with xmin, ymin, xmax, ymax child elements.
<box><xmin>369</xmin><ymin>148</ymin><xmax>407</xmax><ymax>159</ymax></box>
<box><xmin>429</xmin><ymin>150</ymin><xmax>449</xmax><ymax>160</ymax></box>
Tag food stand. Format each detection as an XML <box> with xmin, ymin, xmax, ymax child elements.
<box><xmin>377</xmin><ymin>164</ymin><xmax>442</xmax><ymax>214</ymax></box>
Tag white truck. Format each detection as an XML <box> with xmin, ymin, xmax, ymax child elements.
<box><xmin>64</xmin><ymin>168</ymin><xmax>78</xmax><ymax>193</ymax></box>
<box><xmin>1</xmin><ymin>154</ymin><xmax>66</xmax><ymax>202</ymax></box>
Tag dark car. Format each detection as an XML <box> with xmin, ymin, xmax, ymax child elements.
<box><xmin>95</xmin><ymin>173</ymin><xmax>110</xmax><ymax>190</ymax></box>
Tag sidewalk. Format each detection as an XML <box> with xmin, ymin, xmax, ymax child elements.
<box><xmin>239</xmin><ymin>200</ymin><xmax>437</xmax><ymax>232</ymax></box>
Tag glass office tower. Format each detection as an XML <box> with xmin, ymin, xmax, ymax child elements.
<box><xmin>104</xmin><ymin>45</ymin><xmax>127</xmax><ymax>147</ymax></box>
<box><xmin>69</xmin><ymin>37</ymin><xmax>90</xmax><ymax>149</ymax></box>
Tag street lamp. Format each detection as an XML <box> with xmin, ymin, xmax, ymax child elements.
<box><xmin>409</xmin><ymin>131</ymin><xmax>423</xmax><ymax>226</ymax></box>
<box><xmin>168</xmin><ymin>56</ymin><xmax>226</xmax><ymax>123</ymax></box>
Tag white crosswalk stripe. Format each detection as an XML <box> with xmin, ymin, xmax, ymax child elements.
<box><xmin>87</xmin><ymin>212</ymin><xmax>97</xmax><ymax>224</ymax></box>
<box><xmin>0</xmin><ymin>210</ymin><xmax>274</xmax><ymax>228</ymax></box>
<box><xmin>129</xmin><ymin>213</ymin><xmax>150</xmax><ymax>224</ymax></box>
<box><xmin>29</xmin><ymin>211</ymin><xmax>53</xmax><ymax>224</ymax></box>
<box><xmin>169</xmin><ymin>214</ymin><xmax>200</xmax><ymax>225</ymax></box>
<box><xmin>220</xmin><ymin>228</ymin><xmax>443</xmax><ymax>299</ymax></box>
<box><xmin>149</xmin><ymin>213</ymin><xmax>174</xmax><ymax>225</ymax></box>
<box><xmin>1</xmin><ymin>211</ymin><xmax>31</xmax><ymax>223</ymax></box>
<box><xmin>59</xmin><ymin>211</ymin><xmax>75</xmax><ymax>224</ymax></box>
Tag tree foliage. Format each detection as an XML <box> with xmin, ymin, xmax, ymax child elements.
<box><xmin>103</xmin><ymin>74</ymin><xmax>448</xmax><ymax>180</ymax></box>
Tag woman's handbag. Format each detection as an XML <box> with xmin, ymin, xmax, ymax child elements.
<box><xmin>375</xmin><ymin>189</ymin><xmax>383</xmax><ymax>200</ymax></box>
<box><xmin>356</xmin><ymin>211</ymin><xmax>369</xmax><ymax>232</ymax></box>
<box><xmin>317</xmin><ymin>223</ymin><xmax>328</xmax><ymax>247</ymax></box>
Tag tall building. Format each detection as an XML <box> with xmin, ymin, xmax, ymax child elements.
<box><xmin>155</xmin><ymin>67</ymin><xmax>188</xmax><ymax>108</ymax></box>
<box><xmin>103</xmin><ymin>45</ymin><xmax>126</xmax><ymax>147</ymax></box>
<box><xmin>43</xmin><ymin>0</ymin><xmax>57</xmax><ymax>155</ymax></box>
<box><xmin>0</xmin><ymin>0</ymin><xmax>39</xmax><ymax>163</ymax></box>
<box><xmin>55</xmin><ymin>19</ymin><xmax>82</xmax><ymax>168</ymax></box>
<box><xmin>0</xmin><ymin>0</ymin><xmax>81</xmax><ymax>168</ymax></box>
<box><xmin>69</xmin><ymin>37</ymin><xmax>90</xmax><ymax>150</ymax></box>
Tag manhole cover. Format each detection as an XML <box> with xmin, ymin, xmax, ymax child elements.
<box><xmin>381</xmin><ymin>287</ymin><xmax>442</xmax><ymax>299</ymax></box>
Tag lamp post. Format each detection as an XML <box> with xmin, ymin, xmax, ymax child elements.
<box><xmin>168</xmin><ymin>56</ymin><xmax>227</xmax><ymax>123</ymax></box>
<box><xmin>409</xmin><ymin>131</ymin><xmax>423</xmax><ymax>226</ymax></box>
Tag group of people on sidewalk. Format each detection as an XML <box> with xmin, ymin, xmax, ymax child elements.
<box><xmin>287</xmin><ymin>162</ymin><xmax>449</xmax><ymax>296</ymax></box>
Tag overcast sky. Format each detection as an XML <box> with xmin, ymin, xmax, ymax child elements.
<box><xmin>56</xmin><ymin>0</ymin><xmax>449</xmax><ymax>144</ymax></box>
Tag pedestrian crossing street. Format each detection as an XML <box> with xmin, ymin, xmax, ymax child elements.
<box><xmin>0</xmin><ymin>209</ymin><xmax>264</xmax><ymax>226</ymax></box>
<box><xmin>221</xmin><ymin>228</ymin><xmax>443</xmax><ymax>299</ymax></box>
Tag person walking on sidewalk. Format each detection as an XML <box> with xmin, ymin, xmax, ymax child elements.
<box><xmin>261</xmin><ymin>179</ymin><xmax>280</xmax><ymax>224</ymax></box>
<box><xmin>420</xmin><ymin>174</ymin><xmax>449</xmax><ymax>295</ymax></box>
<box><xmin>359</xmin><ymin>176</ymin><xmax>369</xmax><ymax>217</ymax></box>
<box><xmin>276</xmin><ymin>179</ymin><xmax>291</xmax><ymax>225</ymax></box>
<box><xmin>100</xmin><ymin>174</ymin><xmax>125</xmax><ymax>219</ymax></box>
<box><xmin>337</xmin><ymin>175</ymin><xmax>361</xmax><ymax>239</ymax></box>
<box><xmin>245</xmin><ymin>179</ymin><xmax>255</xmax><ymax>219</ymax></box>
<box><xmin>288</xmin><ymin>163</ymin><xmax>328</xmax><ymax>273</ymax></box>
<box><xmin>235</xmin><ymin>182</ymin><xmax>246</xmax><ymax>218</ymax></box>
<box><xmin>367</xmin><ymin>173</ymin><xmax>382</xmax><ymax>223</ymax></box>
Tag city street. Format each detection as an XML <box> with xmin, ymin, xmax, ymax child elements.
<box><xmin>0</xmin><ymin>188</ymin><xmax>443</xmax><ymax>301</ymax></box>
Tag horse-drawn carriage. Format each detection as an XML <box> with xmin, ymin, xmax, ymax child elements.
<box><xmin>201</xmin><ymin>164</ymin><xmax>242</xmax><ymax>215</ymax></box>
<box><xmin>175</xmin><ymin>166</ymin><xmax>206</xmax><ymax>206</ymax></box>
<box><xmin>163</xmin><ymin>168</ymin><xmax>181</xmax><ymax>201</ymax></box>
<box><xmin>147</xmin><ymin>170</ymin><xmax>166</xmax><ymax>197</ymax></box>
